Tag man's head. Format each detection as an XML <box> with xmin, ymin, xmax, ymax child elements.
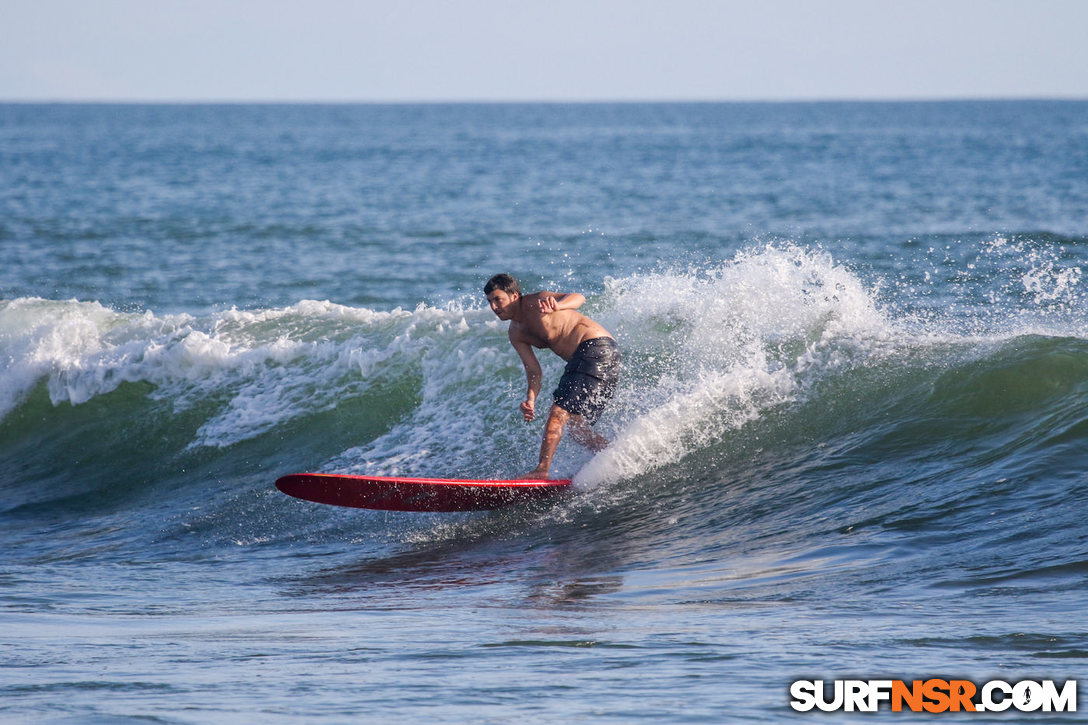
<box><xmin>484</xmin><ymin>273</ymin><xmax>520</xmax><ymax>297</ymax></box>
<box><xmin>484</xmin><ymin>273</ymin><xmax>521</xmax><ymax>320</ymax></box>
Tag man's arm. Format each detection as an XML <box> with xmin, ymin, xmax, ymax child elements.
<box><xmin>510</xmin><ymin>334</ymin><xmax>543</xmax><ymax>422</ymax></box>
<box><xmin>536</xmin><ymin>292</ymin><xmax>585</xmax><ymax>314</ymax></box>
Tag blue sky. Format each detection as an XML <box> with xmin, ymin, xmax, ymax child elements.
<box><xmin>2</xmin><ymin>0</ymin><xmax>1086</xmax><ymax>102</ymax></box>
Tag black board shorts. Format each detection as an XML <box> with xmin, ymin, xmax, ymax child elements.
<box><xmin>552</xmin><ymin>337</ymin><xmax>621</xmax><ymax>425</ymax></box>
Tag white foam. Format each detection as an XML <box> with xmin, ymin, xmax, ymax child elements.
<box><xmin>0</xmin><ymin>298</ymin><xmax>176</xmax><ymax>417</ymax></box>
<box><xmin>576</xmin><ymin>244</ymin><xmax>893</xmax><ymax>487</ymax></box>
<box><xmin>0</xmin><ymin>297</ymin><xmax>482</xmax><ymax>449</ymax></box>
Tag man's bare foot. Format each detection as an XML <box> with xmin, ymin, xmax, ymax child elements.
<box><xmin>515</xmin><ymin>468</ymin><xmax>550</xmax><ymax>480</ymax></box>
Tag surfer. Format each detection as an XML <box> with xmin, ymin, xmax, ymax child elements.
<box><xmin>484</xmin><ymin>273</ymin><xmax>621</xmax><ymax>479</ymax></box>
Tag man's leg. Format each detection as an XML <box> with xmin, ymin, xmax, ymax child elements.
<box><xmin>521</xmin><ymin>405</ymin><xmax>611</xmax><ymax>478</ymax></box>
<box><xmin>567</xmin><ymin>413</ymin><xmax>609</xmax><ymax>452</ymax></box>
<box><xmin>521</xmin><ymin>404</ymin><xmax>570</xmax><ymax>479</ymax></box>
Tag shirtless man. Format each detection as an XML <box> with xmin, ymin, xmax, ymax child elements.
<box><xmin>484</xmin><ymin>273</ymin><xmax>621</xmax><ymax>479</ymax></box>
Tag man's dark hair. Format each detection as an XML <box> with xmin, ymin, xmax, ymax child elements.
<box><xmin>484</xmin><ymin>273</ymin><xmax>521</xmax><ymax>296</ymax></box>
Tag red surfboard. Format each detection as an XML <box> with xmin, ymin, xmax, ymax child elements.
<box><xmin>275</xmin><ymin>473</ymin><xmax>573</xmax><ymax>512</ymax></box>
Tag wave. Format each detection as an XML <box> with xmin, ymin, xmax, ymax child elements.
<box><xmin>2</xmin><ymin>244</ymin><xmax>1086</xmax><ymax>539</ymax></box>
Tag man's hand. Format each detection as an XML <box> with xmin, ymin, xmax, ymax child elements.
<box><xmin>520</xmin><ymin>398</ymin><xmax>536</xmax><ymax>422</ymax></box>
<box><xmin>537</xmin><ymin>296</ymin><xmax>558</xmax><ymax>314</ymax></box>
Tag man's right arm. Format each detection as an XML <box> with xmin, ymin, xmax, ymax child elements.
<box><xmin>510</xmin><ymin>333</ymin><xmax>542</xmax><ymax>422</ymax></box>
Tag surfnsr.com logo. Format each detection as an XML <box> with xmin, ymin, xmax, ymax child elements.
<box><xmin>790</xmin><ymin>679</ymin><xmax>1077</xmax><ymax>713</ymax></box>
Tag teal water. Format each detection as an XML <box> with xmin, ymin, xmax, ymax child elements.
<box><xmin>1</xmin><ymin>102</ymin><xmax>1087</xmax><ymax>722</ymax></box>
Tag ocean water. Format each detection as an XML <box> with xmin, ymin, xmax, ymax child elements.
<box><xmin>1</xmin><ymin>101</ymin><xmax>1087</xmax><ymax>722</ymax></box>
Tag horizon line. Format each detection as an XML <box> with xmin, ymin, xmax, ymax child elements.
<box><xmin>2</xmin><ymin>94</ymin><xmax>1086</xmax><ymax>106</ymax></box>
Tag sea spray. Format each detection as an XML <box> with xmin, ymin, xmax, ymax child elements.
<box><xmin>577</xmin><ymin>244</ymin><xmax>891</xmax><ymax>486</ymax></box>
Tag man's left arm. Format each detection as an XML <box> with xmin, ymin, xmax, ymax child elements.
<box><xmin>537</xmin><ymin>292</ymin><xmax>585</xmax><ymax>314</ymax></box>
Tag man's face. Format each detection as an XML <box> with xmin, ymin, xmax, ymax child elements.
<box><xmin>486</xmin><ymin>289</ymin><xmax>518</xmax><ymax>320</ymax></box>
